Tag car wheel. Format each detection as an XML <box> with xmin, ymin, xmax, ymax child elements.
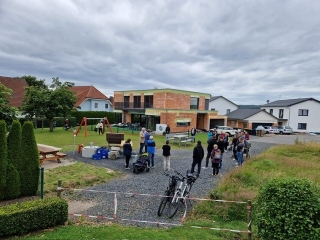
<box><xmin>265</xmin><ymin>131</ymin><xmax>269</xmax><ymax>134</ymax></box>
<box><xmin>280</xmin><ymin>131</ymin><xmax>283</xmax><ymax>135</ymax></box>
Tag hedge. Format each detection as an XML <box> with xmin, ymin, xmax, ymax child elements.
<box><xmin>0</xmin><ymin>197</ymin><xmax>68</xmax><ymax>237</ymax></box>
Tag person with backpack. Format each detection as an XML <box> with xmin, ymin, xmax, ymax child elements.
<box><xmin>147</xmin><ymin>135</ymin><xmax>156</xmax><ymax>168</ymax></box>
<box><xmin>190</xmin><ymin>140</ymin><xmax>204</xmax><ymax>175</ymax></box>
<box><xmin>123</xmin><ymin>138</ymin><xmax>132</xmax><ymax>170</ymax></box>
<box><xmin>210</xmin><ymin>144</ymin><xmax>222</xmax><ymax>176</ymax></box>
<box><xmin>203</xmin><ymin>135</ymin><xmax>217</xmax><ymax>169</ymax></box>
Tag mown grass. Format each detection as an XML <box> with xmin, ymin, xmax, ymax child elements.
<box><xmin>34</xmin><ymin>127</ymin><xmax>209</xmax><ymax>152</ymax></box>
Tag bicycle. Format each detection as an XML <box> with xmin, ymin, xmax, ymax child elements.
<box><xmin>158</xmin><ymin>170</ymin><xmax>197</xmax><ymax>218</ymax></box>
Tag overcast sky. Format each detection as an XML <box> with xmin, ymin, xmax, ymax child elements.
<box><xmin>1</xmin><ymin>0</ymin><xmax>320</xmax><ymax>105</ymax></box>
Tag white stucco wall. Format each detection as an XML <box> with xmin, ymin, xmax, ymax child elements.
<box><xmin>209</xmin><ymin>98</ymin><xmax>238</xmax><ymax>115</ymax></box>
<box><xmin>78</xmin><ymin>99</ymin><xmax>113</xmax><ymax>112</ymax></box>
<box><xmin>246</xmin><ymin>111</ymin><xmax>278</xmax><ymax>123</ymax></box>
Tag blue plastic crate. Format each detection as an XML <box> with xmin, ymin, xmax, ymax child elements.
<box><xmin>92</xmin><ymin>154</ymin><xmax>102</xmax><ymax>160</ymax></box>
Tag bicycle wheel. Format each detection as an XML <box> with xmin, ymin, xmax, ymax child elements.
<box><xmin>168</xmin><ymin>190</ymin><xmax>181</xmax><ymax>218</ymax></box>
<box><xmin>157</xmin><ymin>190</ymin><xmax>170</xmax><ymax>217</ymax></box>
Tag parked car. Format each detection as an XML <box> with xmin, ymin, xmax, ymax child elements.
<box><xmin>277</xmin><ymin>126</ymin><xmax>293</xmax><ymax>134</ymax></box>
<box><xmin>210</xmin><ymin>126</ymin><xmax>238</xmax><ymax>136</ymax></box>
<box><xmin>264</xmin><ymin>126</ymin><xmax>280</xmax><ymax>134</ymax></box>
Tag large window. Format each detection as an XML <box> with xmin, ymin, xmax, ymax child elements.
<box><xmin>94</xmin><ymin>103</ymin><xmax>98</xmax><ymax>108</ymax></box>
<box><xmin>144</xmin><ymin>95</ymin><xmax>153</xmax><ymax>108</ymax></box>
<box><xmin>298</xmin><ymin>123</ymin><xmax>307</xmax><ymax>130</ymax></box>
<box><xmin>190</xmin><ymin>97</ymin><xmax>199</xmax><ymax>110</ymax></box>
<box><xmin>298</xmin><ymin>109</ymin><xmax>308</xmax><ymax>116</ymax></box>
<box><xmin>279</xmin><ymin>109</ymin><xmax>284</xmax><ymax>119</ymax></box>
<box><xmin>124</xmin><ymin>96</ymin><xmax>130</xmax><ymax>108</ymax></box>
<box><xmin>177</xmin><ymin>121</ymin><xmax>190</xmax><ymax>127</ymax></box>
<box><xmin>133</xmin><ymin>96</ymin><xmax>141</xmax><ymax>108</ymax></box>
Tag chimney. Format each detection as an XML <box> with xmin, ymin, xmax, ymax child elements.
<box><xmin>267</xmin><ymin>100</ymin><xmax>269</xmax><ymax>104</ymax></box>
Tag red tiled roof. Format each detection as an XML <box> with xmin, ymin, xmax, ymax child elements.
<box><xmin>0</xmin><ymin>76</ymin><xmax>28</xmax><ymax>108</ymax></box>
<box><xmin>69</xmin><ymin>86</ymin><xmax>110</xmax><ymax>107</ymax></box>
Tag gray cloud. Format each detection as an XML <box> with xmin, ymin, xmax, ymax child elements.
<box><xmin>1</xmin><ymin>0</ymin><xmax>320</xmax><ymax>104</ymax></box>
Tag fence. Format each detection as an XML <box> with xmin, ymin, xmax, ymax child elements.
<box><xmin>57</xmin><ymin>180</ymin><xmax>253</xmax><ymax>240</ymax></box>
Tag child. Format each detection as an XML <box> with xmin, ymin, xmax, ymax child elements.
<box><xmin>211</xmin><ymin>144</ymin><xmax>222</xmax><ymax>176</ymax></box>
<box><xmin>162</xmin><ymin>140</ymin><xmax>171</xmax><ymax>171</ymax></box>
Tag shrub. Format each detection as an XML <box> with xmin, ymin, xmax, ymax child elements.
<box><xmin>20</xmin><ymin>121</ymin><xmax>39</xmax><ymax>196</ymax></box>
<box><xmin>0</xmin><ymin>197</ymin><xmax>68</xmax><ymax>237</ymax></box>
<box><xmin>255</xmin><ymin>178</ymin><xmax>320</xmax><ymax>240</ymax></box>
<box><xmin>0</xmin><ymin>120</ymin><xmax>8</xmax><ymax>200</ymax></box>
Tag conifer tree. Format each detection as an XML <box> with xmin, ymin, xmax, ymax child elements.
<box><xmin>20</xmin><ymin>121</ymin><xmax>39</xmax><ymax>196</ymax></box>
<box><xmin>0</xmin><ymin>120</ymin><xmax>8</xmax><ymax>200</ymax></box>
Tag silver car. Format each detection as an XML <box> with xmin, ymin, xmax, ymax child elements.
<box><xmin>264</xmin><ymin>126</ymin><xmax>280</xmax><ymax>134</ymax></box>
<box><xmin>277</xmin><ymin>126</ymin><xmax>292</xmax><ymax>134</ymax></box>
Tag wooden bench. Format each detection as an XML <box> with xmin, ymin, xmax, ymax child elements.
<box><xmin>106</xmin><ymin>133</ymin><xmax>125</xmax><ymax>147</ymax></box>
<box><xmin>180</xmin><ymin>136</ymin><xmax>195</xmax><ymax>147</ymax></box>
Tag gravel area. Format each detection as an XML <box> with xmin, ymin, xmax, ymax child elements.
<box><xmin>65</xmin><ymin>141</ymin><xmax>276</xmax><ymax>226</ymax></box>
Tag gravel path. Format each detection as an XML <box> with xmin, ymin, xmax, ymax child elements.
<box><xmin>65</xmin><ymin>141</ymin><xmax>276</xmax><ymax>226</ymax></box>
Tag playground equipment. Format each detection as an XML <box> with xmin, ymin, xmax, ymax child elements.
<box><xmin>75</xmin><ymin>117</ymin><xmax>112</xmax><ymax>137</ymax></box>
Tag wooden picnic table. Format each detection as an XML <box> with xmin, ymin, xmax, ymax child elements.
<box><xmin>37</xmin><ymin>144</ymin><xmax>67</xmax><ymax>166</ymax></box>
<box><xmin>172</xmin><ymin>134</ymin><xmax>188</xmax><ymax>146</ymax></box>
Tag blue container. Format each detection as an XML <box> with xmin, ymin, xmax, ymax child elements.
<box><xmin>92</xmin><ymin>154</ymin><xmax>102</xmax><ymax>160</ymax></box>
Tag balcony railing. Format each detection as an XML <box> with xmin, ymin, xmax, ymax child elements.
<box><xmin>114</xmin><ymin>102</ymin><xmax>153</xmax><ymax>109</ymax></box>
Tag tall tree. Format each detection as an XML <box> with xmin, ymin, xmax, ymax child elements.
<box><xmin>5</xmin><ymin>120</ymin><xmax>22</xmax><ymax>199</ymax></box>
<box><xmin>20</xmin><ymin>121</ymin><xmax>39</xmax><ymax>196</ymax></box>
<box><xmin>0</xmin><ymin>83</ymin><xmax>17</xmax><ymax>124</ymax></box>
<box><xmin>0</xmin><ymin>120</ymin><xmax>8</xmax><ymax>200</ymax></box>
<box><xmin>22</xmin><ymin>77</ymin><xmax>77</xmax><ymax>132</ymax></box>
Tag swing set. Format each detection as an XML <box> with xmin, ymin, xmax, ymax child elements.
<box><xmin>74</xmin><ymin>117</ymin><xmax>112</xmax><ymax>137</ymax></box>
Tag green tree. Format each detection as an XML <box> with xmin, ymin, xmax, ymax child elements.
<box><xmin>19</xmin><ymin>75</ymin><xmax>47</xmax><ymax>88</ymax></box>
<box><xmin>256</xmin><ymin>178</ymin><xmax>320</xmax><ymax>240</ymax></box>
<box><xmin>0</xmin><ymin>83</ymin><xmax>17</xmax><ymax>125</ymax></box>
<box><xmin>22</xmin><ymin>77</ymin><xmax>77</xmax><ymax>132</ymax></box>
<box><xmin>20</xmin><ymin>121</ymin><xmax>39</xmax><ymax>196</ymax></box>
<box><xmin>5</xmin><ymin>120</ymin><xmax>22</xmax><ymax>199</ymax></box>
<box><xmin>0</xmin><ymin>120</ymin><xmax>8</xmax><ymax>200</ymax></box>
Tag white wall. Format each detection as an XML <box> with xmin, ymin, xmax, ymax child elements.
<box><xmin>246</xmin><ymin>111</ymin><xmax>278</xmax><ymax>123</ymax></box>
<box><xmin>79</xmin><ymin>99</ymin><xmax>113</xmax><ymax>112</ymax></box>
<box><xmin>209</xmin><ymin>98</ymin><xmax>238</xmax><ymax>115</ymax></box>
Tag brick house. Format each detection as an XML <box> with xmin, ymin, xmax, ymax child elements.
<box><xmin>113</xmin><ymin>88</ymin><xmax>226</xmax><ymax>133</ymax></box>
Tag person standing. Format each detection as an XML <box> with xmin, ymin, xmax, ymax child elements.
<box><xmin>211</xmin><ymin>144</ymin><xmax>222</xmax><ymax>176</ymax></box>
<box><xmin>147</xmin><ymin>135</ymin><xmax>156</xmax><ymax>168</ymax></box>
<box><xmin>217</xmin><ymin>135</ymin><xmax>225</xmax><ymax>169</ymax></box>
<box><xmin>144</xmin><ymin>129</ymin><xmax>151</xmax><ymax>153</ymax></box>
<box><xmin>203</xmin><ymin>135</ymin><xmax>217</xmax><ymax>169</ymax></box>
<box><xmin>190</xmin><ymin>140</ymin><xmax>204</xmax><ymax>175</ymax></box>
<box><xmin>236</xmin><ymin>137</ymin><xmax>245</xmax><ymax>166</ymax></box>
<box><xmin>96</xmin><ymin>121</ymin><xmax>103</xmax><ymax>135</ymax></box>
<box><xmin>123</xmin><ymin>138</ymin><xmax>132</xmax><ymax>169</ymax></box>
<box><xmin>139</xmin><ymin>128</ymin><xmax>146</xmax><ymax>154</ymax></box>
<box><xmin>191</xmin><ymin>126</ymin><xmax>196</xmax><ymax>143</ymax></box>
<box><xmin>162</xmin><ymin>140</ymin><xmax>171</xmax><ymax>171</ymax></box>
<box><xmin>165</xmin><ymin>125</ymin><xmax>170</xmax><ymax>134</ymax></box>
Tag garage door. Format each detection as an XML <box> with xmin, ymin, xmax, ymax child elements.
<box><xmin>252</xmin><ymin>122</ymin><xmax>272</xmax><ymax>129</ymax></box>
<box><xmin>210</xmin><ymin>119</ymin><xmax>225</xmax><ymax>129</ymax></box>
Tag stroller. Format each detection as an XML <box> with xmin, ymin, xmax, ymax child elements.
<box><xmin>133</xmin><ymin>153</ymin><xmax>150</xmax><ymax>174</ymax></box>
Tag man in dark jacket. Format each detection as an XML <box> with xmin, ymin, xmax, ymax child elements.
<box><xmin>203</xmin><ymin>136</ymin><xmax>217</xmax><ymax>169</ymax></box>
<box><xmin>191</xmin><ymin>140</ymin><xmax>204</xmax><ymax>175</ymax></box>
<box><xmin>217</xmin><ymin>135</ymin><xmax>225</xmax><ymax>169</ymax></box>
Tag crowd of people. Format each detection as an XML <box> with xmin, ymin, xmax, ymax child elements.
<box><xmin>120</xmin><ymin>126</ymin><xmax>251</xmax><ymax>177</ymax></box>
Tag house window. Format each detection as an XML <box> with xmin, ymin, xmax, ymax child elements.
<box><xmin>94</xmin><ymin>103</ymin><xmax>98</xmax><ymax>108</ymax></box>
<box><xmin>270</xmin><ymin>109</ymin><xmax>273</xmax><ymax>114</ymax></box>
<box><xmin>298</xmin><ymin>123</ymin><xmax>307</xmax><ymax>130</ymax></box>
<box><xmin>298</xmin><ymin>109</ymin><xmax>308</xmax><ymax>116</ymax></box>
<box><xmin>226</xmin><ymin>109</ymin><xmax>231</xmax><ymax>114</ymax></box>
<box><xmin>133</xmin><ymin>96</ymin><xmax>141</xmax><ymax>108</ymax></box>
<box><xmin>105</xmin><ymin>104</ymin><xmax>108</xmax><ymax>109</ymax></box>
<box><xmin>279</xmin><ymin>109</ymin><xmax>284</xmax><ymax>119</ymax></box>
<box><xmin>190</xmin><ymin>97</ymin><xmax>199</xmax><ymax>110</ymax></box>
<box><xmin>144</xmin><ymin>95</ymin><xmax>153</xmax><ymax>108</ymax></box>
<box><xmin>124</xmin><ymin>96</ymin><xmax>130</xmax><ymax>108</ymax></box>
<box><xmin>177</xmin><ymin>122</ymin><xmax>190</xmax><ymax>127</ymax></box>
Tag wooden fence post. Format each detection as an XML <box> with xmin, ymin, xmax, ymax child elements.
<box><xmin>57</xmin><ymin>179</ymin><xmax>62</xmax><ymax>198</ymax></box>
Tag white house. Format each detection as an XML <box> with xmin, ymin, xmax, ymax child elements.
<box><xmin>261</xmin><ymin>98</ymin><xmax>320</xmax><ymax>133</ymax></box>
<box><xmin>208</xmin><ymin>96</ymin><xmax>238</xmax><ymax>115</ymax></box>
<box><xmin>70</xmin><ymin>86</ymin><xmax>113</xmax><ymax>112</ymax></box>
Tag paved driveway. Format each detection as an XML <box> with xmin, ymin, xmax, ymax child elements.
<box><xmin>249</xmin><ymin>134</ymin><xmax>320</xmax><ymax>145</ymax></box>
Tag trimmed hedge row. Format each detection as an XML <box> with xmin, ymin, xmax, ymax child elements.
<box><xmin>0</xmin><ymin>197</ymin><xmax>68</xmax><ymax>237</ymax></box>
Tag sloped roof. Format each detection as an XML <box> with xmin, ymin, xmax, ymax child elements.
<box><xmin>0</xmin><ymin>76</ymin><xmax>28</xmax><ymax>108</ymax></box>
<box><xmin>209</xmin><ymin>96</ymin><xmax>238</xmax><ymax>106</ymax></box>
<box><xmin>69</xmin><ymin>86</ymin><xmax>110</xmax><ymax>107</ymax></box>
<box><xmin>261</xmin><ymin>98</ymin><xmax>320</xmax><ymax>107</ymax></box>
<box><xmin>226</xmin><ymin>108</ymin><xmax>277</xmax><ymax>120</ymax></box>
